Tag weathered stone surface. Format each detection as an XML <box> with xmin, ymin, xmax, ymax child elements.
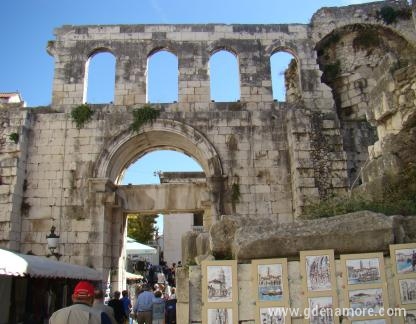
<box><xmin>195</xmin><ymin>232</ymin><xmax>210</xmax><ymax>256</ymax></box>
<box><xmin>181</xmin><ymin>231</ymin><xmax>199</xmax><ymax>264</ymax></box>
<box><xmin>232</xmin><ymin>211</ymin><xmax>395</xmax><ymax>260</ymax></box>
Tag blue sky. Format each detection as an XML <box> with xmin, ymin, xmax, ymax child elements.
<box><xmin>1</xmin><ymin>0</ymin><xmax>376</xmax><ymax>232</ymax></box>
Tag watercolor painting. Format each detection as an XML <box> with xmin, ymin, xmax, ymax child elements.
<box><xmin>305</xmin><ymin>255</ymin><xmax>332</xmax><ymax>291</ymax></box>
<box><xmin>207</xmin><ymin>308</ymin><xmax>233</xmax><ymax>324</ymax></box>
<box><xmin>258</xmin><ymin>263</ymin><xmax>283</xmax><ymax>302</ymax></box>
<box><xmin>259</xmin><ymin>307</ymin><xmax>285</xmax><ymax>324</ymax></box>
<box><xmin>346</xmin><ymin>258</ymin><xmax>381</xmax><ymax>285</ymax></box>
<box><xmin>207</xmin><ymin>265</ymin><xmax>233</xmax><ymax>302</ymax></box>
<box><xmin>399</xmin><ymin>279</ymin><xmax>416</xmax><ymax>305</ymax></box>
<box><xmin>308</xmin><ymin>296</ymin><xmax>334</xmax><ymax>324</ymax></box>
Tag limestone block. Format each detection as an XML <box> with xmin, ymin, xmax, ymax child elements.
<box><xmin>181</xmin><ymin>231</ymin><xmax>199</xmax><ymax>264</ymax></box>
<box><xmin>196</xmin><ymin>232</ymin><xmax>210</xmax><ymax>256</ymax></box>
<box><xmin>232</xmin><ymin>211</ymin><xmax>394</xmax><ymax>260</ymax></box>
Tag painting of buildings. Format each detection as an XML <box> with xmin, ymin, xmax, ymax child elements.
<box><xmin>207</xmin><ymin>308</ymin><xmax>233</xmax><ymax>324</ymax></box>
<box><xmin>308</xmin><ymin>296</ymin><xmax>334</xmax><ymax>324</ymax></box>
<box><xmin>259</xmin><ymin>307</ymin><xmax>285</xmax><ymax>324</ymax></box>
<box><xmin>207</xmin><ymin>265</ymin><xmax>233</xmax><ymax>302</ymax></box>
<box><xmin>258</xmin><ymin>264</ymin><xmax>283</xmax><ymax>301</ymax></box>
<box><xmin>305</xmin><ymin>255</ymin><xmax>332</xmax><ymax>291</ymax></box>
<box><xmin>346</xmin><ymin>258</ymin><xmax>381</xmax><ymax>285</ymax></box>
<box><xmin>400</xmin><ymin>279</ymin><xmax>416</xmax><ymax>305</ymax></box>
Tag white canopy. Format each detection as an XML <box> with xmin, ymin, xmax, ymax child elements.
<box><xmin>125</xmin><ymin>271</ymin><xmax>143</xmax><ymax>280</ymax></box>
<box><xmin>0</xmin><ymin>248</ymin><xmax>102</xmax><ymax>280</ymax></box>
<box><xmin>126</xmin><ymin>237</ymin><xmax>157</xmax><ymax>255</ymax></box>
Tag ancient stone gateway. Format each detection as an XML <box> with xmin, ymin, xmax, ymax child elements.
<box><xmin>1</xmin><ymin>1</ymin><xmax>416</xmax><ymax>323</ymax></box>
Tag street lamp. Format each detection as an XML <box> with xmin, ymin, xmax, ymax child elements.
<box><xmin>46</xmin><ymin>226</ymin><xmax>62</xmax><ymax>260</ymax></box>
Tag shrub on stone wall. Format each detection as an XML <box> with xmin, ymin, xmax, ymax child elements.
<box><xmin>301</xmin><ymin>164</ymin><xmax>416</xmax><ymax>219</ymax></box>
<box><xmin>70</xmin><ymin>104</ymin><xmax>94</xmax><ymax>129</ymax></box>
<box><xmin>377</xmin><ymin>6</ymin><xmax>412</xmax><ymax>25</ymax></box>
<box><xmin>129</xmin><ymin>105</ymin><xmax>160</xmax><ymax>133</ymax></box>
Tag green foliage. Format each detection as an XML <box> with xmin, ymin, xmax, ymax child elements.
<box><xmin>352</xmin><ymin>29</ymin><xmax>381</xmax><ymax>52</ymax></box>
<box><xmin>377</xmin><ymin>6</ymin><xmax>412</xmax><ymax>25</ymax></box>
<box><xmin>8</xmin><ymin>132</ymin><xmax>19</xmax><ymax>144</ymax></box>
<box><xmin>129</xmin><ymin>105</ymin><xmax>161</xmax><ymax>133</ymax></box>
<box><xmin>300</xmin><ymin>164</ymin><xmax>416</xmax><ymax>219</ymax></box>
<box><xmin>70</xmin><ymin>104</ymin><xmax>94</xmax><ymax>129</ymax></box>
<box><xmin>231</xmin><ymin>183</ymin><xmax>240</xmax><ymax>204</ymax></box>
<box><xmin>127</xmin><ymin>214</ymin><xmax>158</xmax><ymax>243</ymax></box>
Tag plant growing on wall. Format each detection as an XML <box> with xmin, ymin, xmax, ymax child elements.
<box><xmin>70</xmin><ymin>104</ymin><xmax>94</xmax><ymax>129</ymax></box>
<box><xmin>231</xmin><ymin>183</ymin><xmax>240</xmax><ymax>205</ymax></box>
<box><xmin>377</xmin><ymin>6</ymin><xmax>412</xmax><ymax>25</ymax></box>
<box><xmin>8</xmin><ymin>132</ymin><xmax>19</xmax><ymax>144</ymax></box>
<box><xmin>129</xmin><ymin>105</ymin><xmax>161</xmax><ymax>133</ymax></box>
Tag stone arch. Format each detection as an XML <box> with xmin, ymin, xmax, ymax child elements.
<box><xmin>94</xmin><ymin>119</ymin><xmax>223</xmax><ymax>182</ymax></box>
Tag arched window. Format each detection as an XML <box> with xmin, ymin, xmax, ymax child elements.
<box><xmin>270</xmin><ymin>51</ymin><xmax>297</xmax><ymax>102</ymax></box>
<box><xmin>84</xmin><ymin>51</ymin><xmax>115</xmax><ymax>104</ymax></box>
<box><xmin>209</xmin><ymin>50</ymin><xmax>240</xmax><ymax>102</ymax></box>
<box><xmin>147</xmin><ymin>50</ymin><xmax>178</xmax><ymax>103</ymax></box>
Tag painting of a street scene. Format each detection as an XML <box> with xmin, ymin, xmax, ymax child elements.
<box><xmin>404</xmin><ymin>309</ymin><xmax>416</xmax><ymax>324</ymax></box>
<box><xmin>207</xmin><ymin>265</ymin><xmax>233</xmax><ymax>302</ymax></box>
<box><xmin>394</xmin><ymin>248</ymin><xmax>416</xmax><ymax>274</ymax></box>
<box><xmin>399</xmin><ymin>278</ymin><xmax>416</xmax><ymax>305</ymax></box>
<box><xmin>346</xmin><ymin>258</ymin><xmax>381</xmax><ymax>285</ymax></box>
<box><xmin>348</xmin><ymin>288</ymin><xmax>384</xmax><ymax>314</ymax></box>
<box><xmin>305</xmin><ymin>255</ymin><xmax>332</xmax><ymax>291</ymax></box>
<box><xmin>258</xmin><ymin>264</ymin><xmax>283</xmax><ymax>301</ymax></box>
<box><xmin>259</xmin><ymin>307</ymin><xmax>285</xmax><ymax>324</ymax></box>
<box><xmin>207</xmin><ymin>308</ymin><xmax>233</xmax><ymax>324</ymax></box>
<box><xmin>308</xmin><ymin>296</ymin><xmax>334</xmax><ymax>324</ymax></box>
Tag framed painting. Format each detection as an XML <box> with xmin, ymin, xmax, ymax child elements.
<box><xmin>390</xmin><ymin>243</ymin><xmax>416</xmax><ymax>276</ymax></box>
<box><xmin>403</xmin><ymin>309</ymin><xmax>416</xmax><ymax>324</ymax></box>
<box><xmin>300</xmin><ymin>250</ymin><xmax>336</xmax><ymax>294</ymax></box>
<box><xmin>252</xmin><ymin>258</ymin><xmax>289</xmax><ymax>305</ymax></box>
<box><xmin>399</xmin><ymin>278</ymin><xmax>416</xmax><ymax>305</ymax></box>
<box><xmin>307</xmin><ymin>296</ymin><xmax>335</xmax><ymax>324</ymax></box>
<box><xmin>203</xmin><ymin>307</ymin><xmax>238</xmax><ymax>324</ymax></box>
<box><xmin>202</xmin><ymin>260</ymin><xmax>238</xmax><ymax>305</ymax></box>
<box><xmin>255</xmin><ymin>306</ymin><xmax>291</xmax><ymax>324</ymax></box>
<box><xmin>340</xmin><ymin>253</ymin><xmax>386</xmax><ymax>288</ymax></box>
<box><xmin>348</xmin><ymin>288</ymin><xmax>385</xmax><ymax>314</ymax></box>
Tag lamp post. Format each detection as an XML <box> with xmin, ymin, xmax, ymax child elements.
<box><xmin>46</xmin><ymin>225</ymin><xmax>62</xmax><ymax>260</ymax></box>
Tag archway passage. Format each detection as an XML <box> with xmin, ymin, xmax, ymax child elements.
<box><xmin>93</xmin><ymin>120</ymin><xmax>224</xmax><ymax>299</ymax></box>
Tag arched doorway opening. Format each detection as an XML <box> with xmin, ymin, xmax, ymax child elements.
<box><xmin>93</xmin><ymin>120</ymin><xmax>224</xmax><ymax>302</ymax></box>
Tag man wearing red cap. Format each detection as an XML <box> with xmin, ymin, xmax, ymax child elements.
<box><xmin>49</xmin><ymin>281</ymin><xmax>111</xmax><ymax>324</ymax></box>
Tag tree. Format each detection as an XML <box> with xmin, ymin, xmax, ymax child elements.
<box><xmin>127</xmin><ymin>213</ymin><xmax>158</xmax><ymax>243</ymax></box>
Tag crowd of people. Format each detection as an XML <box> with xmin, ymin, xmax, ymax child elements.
<box><xmin>49</xmin><ymin>261</ymin><xmax>179</xmax><ymax>324</ymax></box>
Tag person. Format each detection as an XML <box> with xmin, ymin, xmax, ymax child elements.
<box><xmin>108</xmin><ymin>291</ymin><xmax>127</xmax><ymax>324</ymax></box>
<box><xmin>93</xmin><ymin>288</ymin><xmax>118</xmax><ymax>324</ymax></box>
<box><xmin>49</xmin><ymin>281</ymin><xmax>111</xmax><ymax>324</ymax></box>
<box><xmin>133</xmin><ymin>284</ymin><xmax>154</xmax><ymax>324</ymax></box>
<box><xmin>120</xmin><ymin>290</ymin><xmax>132</xmax><ymax>323</ymax></box>
<box><xmin>152</xmin><ymin>290</ymin><xmax>165</xmax><ymax>324</ymax></box>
